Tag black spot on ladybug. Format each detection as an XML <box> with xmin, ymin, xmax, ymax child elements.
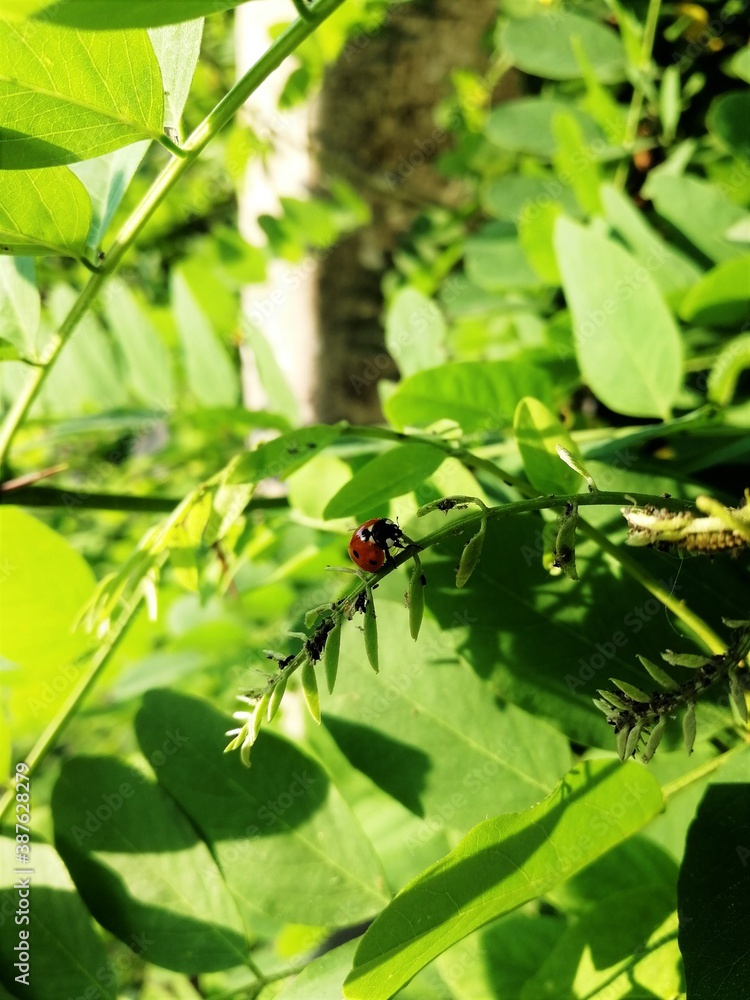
<box><xmin>369</xmin><ymin>558</ymin><xmax>378</xmax><ymax>566</ymax></box>
<box><xmin>352</xmin><ymin>549</ymin><xmax>360</xmax><ymax>559</ymax></box>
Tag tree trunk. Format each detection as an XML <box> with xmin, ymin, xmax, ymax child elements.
<box><xmin>313</xmin><ymin>0</ymin><xmax>505</xmax><ymax>423</ymax></box>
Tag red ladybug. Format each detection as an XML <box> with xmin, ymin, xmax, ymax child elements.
<box><xmin>348</xmin><ymin>518</ymin><xmax>405</xmax><ymax>572</ymax></box>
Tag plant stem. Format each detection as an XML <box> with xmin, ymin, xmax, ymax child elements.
<box><xmin>662</xmin><ymin>739</ymin><xmax>749</xmax><ymax>801</ymax></box>
<box><xmin>1</xmin><ymin>485</ymin><xmax>287</xmax><ymax>514</ymax></box>
<box><xmin>343</xmin><ymin>422</ymin><xmax>724</xmax><ymax>651</ymax></box>
<box><xmin>0</xmin><ymin>601</ymin><xmax>140</xmax><ymax>824</ymax></box>
<box><xmin>615</xmin><ymin>0</ymin><xmax>663</xmax><ymax>187</ymax></box>
<box><xmin>578</xmin><ymin>520</ymin><xmax>725</xmax><ymax>654</ymax></box>
<box><xmin>0</xmin><ymin>0</ymin><xmax>350</xmax><ymax>471</ymax></box>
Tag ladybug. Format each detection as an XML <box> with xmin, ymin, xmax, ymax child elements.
<box><xmin>348</xmin><ymin>518</ymin><xmax>405</xmax><ymax>572</ymax></box>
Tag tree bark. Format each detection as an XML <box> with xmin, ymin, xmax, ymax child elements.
<box><xmin>313</xmin><ymin>0</ymin><xmax>506</xmax><ymax>423</ymax></box>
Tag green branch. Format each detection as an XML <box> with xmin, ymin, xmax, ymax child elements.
<box><xmin>0</xmin><ymin>0</ymin><xmax>350</xmax><ymax>471</ymax></box>
<box><xmin>1</xmin><ymin>485</ymin><xmax>287</xmax><ymax>514</ymax></box>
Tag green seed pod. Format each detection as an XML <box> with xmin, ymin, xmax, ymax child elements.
<box><xmin>682</xmin><ymin>702</ymin><xmax>696</xmax><ymax>755</ymax></box>
<box><xmin>729</xmin><ymin>669</ymin><xmax>748</xmax><ymax>724</ymax></box>
<box><xmin>616</xmin><ymin>725</ymin><xmax>630</xmax><ymax>761</ymax></box>
<box><xmin>324</xmin><ymin>619</ymin><xmax>341</xmax><ymax>693</ymax></box>
<box><xmin>300</xmin><ymin>658</ymin><xmax>321</xmax><ymax>724</ymax></box>
<box><xmin>364</xmin><ymin>586</ymin><xmax>379</xmax><ymax>673</ymax></box>
<box><xmin>267</xmin><ymin>674</ymin><xmax>288</xmax><ymax>722</ymax></box>
<box><xmin>611</xmin><ymin>678</ymin><xmax>651</xmax><ymax>703</ymax></box>
<box><xmin>553</xmin><ymin>503</ymin><xmax>579</xmax><ymax>581</ymax></box>
<box><xmin>596</xmin><ymin>689</ymin><xmax>630</xmax><ymax>711</ymax></box>
<box><xmin>661</xmin><ymin>651</ymin><xmax>711</xmax><ymax>669</ymax></box>
<box><xmin>456</xmin><ymin>519</ymin><xmax>486</xmax><ymax>589</ymax></box>
<box><xmin>642</xmin><ymin>716</ymin><xmax>666</xmax><ymax>763</ymax></box>
<box><xmin>252</xmin><ymin>691</ymin><xmax>270</xmax><ymax>742</ymax></box>
<box><xmin>625</xmin><ymin>718</ymin><xmax>646</xmax><ymax>759</ymax></box>
<box><xmin>408</xmin><ymin>558</ymin><xmax>425</xmax><ymax>641</ymax></box>
<box><xmin>637</xmin><ymin>655</ymin><xmax>678</xmax><ymax>690</ymax></box>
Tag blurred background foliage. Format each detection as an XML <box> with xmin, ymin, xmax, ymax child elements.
<box><xmin>0</xmin><ymin>0</ymin><xmax>749</xmax><ymax>997</ymax></box>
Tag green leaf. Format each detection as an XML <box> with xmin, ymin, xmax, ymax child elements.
<box><xmin>481</xmin><ymin>175</ymin><xmax>578</xmax><ymax>222</ymax></box>
<box><xmin>707</xmin><ymin>90</ymin><xmax>750</xmax><ymax>160</ymax></box>
<box><xmin>135</xmin><ymin>690</ymin><xmax>388</xmax><ymax>928</ymax></box>
<box><xmin>102</xmin><ymin>278</ymin><xmax>174</xmax><ymax>405</ymax></box>
<box><xmin>678</xmin><ymin>784</ymin><xmax>750</xmax><ymax>999</ymax></box>
<box><xmin>0</xmin><ymin>0</ymin><xmax>51</xmax><ymax>17</ymax></box>
<box><xmin>555</xmin><ymin>216</ymin><xmax>683</xmax><ymax>418</ymax></box>
<box><xmin>52</xmin><ymin>756</ymin><xmax>249</xmax><ymax>973</ymax></box>
<box><xmin>385</xmin><ymin>287</ymin><xmax>447</xmax><ymax>377</ymax></box>
<box><xmin>465</xmin><ymin>233</ymin><xmax>543</xmax><ymax>291</ymax></box>
<box><xmin>0</xmin><ymin>256</ymin><xmax>41</xmax><ymax>359</ymax></box>
<box><xmin>37</xmin><ymin>0</ymin><xmax>253</xmax><ymax>30</ymax></box>
<box><xmin>343</xmin><ymin>759</ymin><xmax>663</xmax><ymax>999</ymax></box>
<box><xmin>727</xmin><ymin>47</ymin><xmax>750</xmax><ymax>84</ymax></box>
<box><xmin>600</xmin><ymin>183</ymin><xmax>702</xmax><ymax>298</ymax></box>
<box><xmin>0</xmin><ymin>507</ymin><xmax>95</xmax><ymax>735</ymax></box>
<box><xmin>325</xmin><ymin>596</ymin><xmax>571</xmax><ymax>829</ymax></box>
<box><xmin>384</xmin><ymin>360</ymin><xmax>552</xmax><ymax>433</ymax></box>
<box><xmin>0</xmin><ymin>167</ymin><xmax>92</xmax><ymax>258</ymax></box>
<box><xmin>518</xmin><ymin>200</ymin><xmax>562</xmax><ymax>284</ymax></box>
<box><xmin>643</xmin><ymin>175</ymin><xmax>746</xmax><ymax>264</ymax></box>
<box><xmin>514</xmin><ymin>397</ymin><xmax>583</xmax><ymax>494</ymax></box>
<box><xmin>149</xmin><ymin>19</ymin><xmax>203</xmax><ymax>134</ymax></box>
<box><xmin>235</xmin><ymin>424</ymin><xmax>343</xmax><ymax>483</ymax></box>
<box><xmin>70</xmin><ymin>141</ymin><xmax>150</xmax><ymax>251</ymax></box>
<box><xmin>41</xmin><ymin>282</ymin><xmax>129</xmax><ymax>412</ymax></box>
<box><xmin>552</xmin><ymin>113</ymin><xmax>602</xmax><ymax>215</ymax></box>
<box><xmin>436</xmin><ymin>912</ymin><xmax>565</xmax><ymax>1000</ymax></box>
<box><xmin>243</xmin><ymin>321</ymin><xmax>299</xmax><ymax>425</ymax></box>
<box><xmin>707</xmin><ymin>333</ymin><xmax>750</xmax><ymax>406</ymax></box>
<box><xmin>679</xmin><ymin>256</ymin><xmax>750</xmax><ymax>328</ymax></box>
<box><xmin>277</xmin><ymin>940</ymin><xmax>359</xmax><ymax>1000</ymax></box>
<box><xmin>0</xmin><ymin>835</ymin><xmax>116</xmax><ymax>1000</ymax></box>
<box><xmin>323</xmin><ymin>443</ymin><xmax>444</xmax><ymax>520</ymax></box>
<box><xmin>486</xmin><ymin>98</ymin><xmax>603</xmax><ymax>158</ymax></box>
<box><xmin>172</xmin><ymin>267</ymin><xmax>240</xmax><ymax>407</ymax></box>
<box><xmin>521</xmin><ymin>889</ymin><xmax>680</xmax><ymax>999</ymax></box>
<box><xmin>0</xmin><ymin>21</ymin><xmax>163</xmax><ymax>169</ymax></box>
<box><xmin>502</xmin><ymin>12</ymin><xmax>626</xmax><ymax>83</ymax></box>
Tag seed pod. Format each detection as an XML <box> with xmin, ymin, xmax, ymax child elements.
<box><xmin>729</xmin><ymin>669</ymin><xmax>748</xmax><ymax>724</ymax></box>
<box><xmin>456</xmin><ymin>518</ymin><xmax>486</xmax><ymax>588</ymax></box>
<box><xmin>364</xmin><ymin>586</ymin><xmax>379</xmax><ymax>673</ymax></box>
<box><xmin>252</xmin><ymin>691</ymin><xmax>270</xmax><ymax>742</ymax></box>
<box><xmin>616</xmin><ymin>725</ymin><xmax>630</xmax><ymax>761</ymax></box>
<box><xmin>661</xmin><ymin>651</ymin><xmax>711</xmax><ymax>669</ymax></box>
<box><xmin>611</xmin><ymin>678</ymin><xmax>651</xmax><ymax>703</ymax></box>
<box><xmin>267</xmin><ymin>674</ymin><xmax>288</xmax><ymax>722</ymax></box>
<box><xmin>642</xmin><ymin>716</ymin><xmax>666</xmax><ymax>763</ymax></box>
<box><xmin>625</xmin><ymin>718</ymin><xmax>646</xmax><ymax>759</ymax></box>
<box><xmin>597</xmin><ymin>689</ymin><xmax>630</xmax><ymax>711</ymax></box>
<box><xmin>324</xmin><ymin>619</ymin><xmax>341</xmax><ymax>693</ymax></box>
<box><xmin>408</xmin><ymin>558</ymin><xmax>425</xmax><ymax>641</ymax></box>
<box><xmin>300</xmin><ymin>658</ymin><xmax>321</xmax><ymax>723</ymax></box>
<box><xmin>553</xmin><ymin>503</ymin><xmax>579</xmax><ymax>581</ymax></box>
<box><xmin>637</xmin><ymin>655</ymin><xmax>678</xmax><ymax>690</ymax></box>
<box><xmin>682</xmin><ymin>702</ymin><xmax>696</xmax><ymax>755</ymax></box>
